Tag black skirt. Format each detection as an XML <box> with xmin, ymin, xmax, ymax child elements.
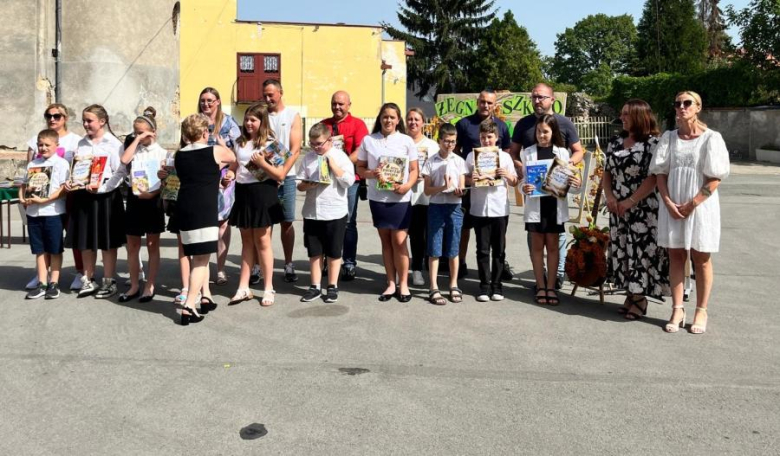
<box><xmin>229</xmin><ymin>181</ymin><xmax>285</xmax><ymax>229</ymax></box>
<box><xmin>125</xmin><ymin>193</ymin><xmax>166</xmax><ymax>236</ymax></box>
<box><xmin>65</xmin><ymin>189</ymin><xmax>126</xmax><ymax>251</ymax></box>
<box><xmin>525</xmin><ymin>196</ymin><xmax>565</xmax><ymax>234</ymax></box>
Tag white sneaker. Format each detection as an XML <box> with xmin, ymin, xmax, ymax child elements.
<box><xmin>476</xmin><ymin>293</ymin><xmax>490</xmax><ymax>302</ymax></box>
<box><xmin>490</xmin><ymin>293</ymin><xmax>505</xmax><ymax>301</ymax></box>
<box><xmin>412</xmin><ymin>270</ymin><xmax>425</xmax><ymax>286</ymax></box>
<box><xmin>70</xmin><ymin>273</ymin><xmax>86</xmax><ymax>291</ymax></box>
<box><xmin>25</xmin><ymin>275</ymin><xmax>40</xmax><ymax>290</ymax></box>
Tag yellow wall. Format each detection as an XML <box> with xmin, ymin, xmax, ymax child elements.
<box><xmin>180</xmin><ymin>0</ymin><xmax>406</xmax><ymax>124</ymax></box>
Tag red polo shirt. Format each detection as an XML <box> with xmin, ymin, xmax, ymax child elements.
<box><xmin>320</xmin><ymin>113</ymin><xmax>369</xmax><ymax>155</ymax></box>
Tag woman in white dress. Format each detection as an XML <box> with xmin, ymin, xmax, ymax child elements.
<box><xmin>650</xmin><ymin>91</ymin><xmax>730</xmax><ymax>334</ymax></box>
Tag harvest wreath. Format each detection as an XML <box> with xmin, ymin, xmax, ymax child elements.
<box><xmin>564</xmin><ymin>217</ymin><xmax>609</xmax><ymax>287</ymax></box>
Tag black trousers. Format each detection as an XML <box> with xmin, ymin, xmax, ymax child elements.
<box><xmin>409</xmin><ymin>204</ymin><xmax>428</xmax><ymax>271</ymax></box>
<box><xmin>472</xmin><ymin>215</ymin><xmax>508</xmax><ymax>293</ymax></box>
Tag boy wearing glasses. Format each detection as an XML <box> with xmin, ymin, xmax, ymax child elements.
<box><xmin>296</xmin><ymin>123</ymin><xmax>356</xmax><ymax>303</ymax></box>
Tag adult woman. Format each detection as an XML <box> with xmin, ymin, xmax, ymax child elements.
<box><xmin>227</xmin><ymin>102</ymin><xmax>285</xmax><ymax>307</ymax></box>
<box><xmin>356</xmin><ymin>103</ymin><xmax>419</xmax><ymax>302</ymax></box>
<box><xmin>406</xmin><ymin>108</ymin><xmax>439</xmax><ymax>287</ymax></box>
<box><xmin>25</xmin><ymin>104</ymin><xmax>84</xmax><ymax>292</ymax></box>
<box><xmin>603</xmin><ymin>99</ymin><xmax>670</xmax><ymax>320</ymax></box>
<box><xmin>650</xmin><ymin>91</ymin><xmax>730</xmax><ymax>334</ymax></box>
<box><xmin>198</xmin><ymin>87</ymin><xmax>240</xmax><ymax>285</ymax></box>
<box><xmin>174</xmin><ymin>114</ymin><xmax>235</xmax><ymax>325</ymax></box>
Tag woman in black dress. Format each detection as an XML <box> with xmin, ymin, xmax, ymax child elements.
<box><xmin>174</xmin><ymin>114</ymin><xmax>235</xmax><ymax>325</ymax></box>
<box><xmin>603</xmin><ymin>99</ymin><xmax>670</xmax><ymax>320</ymax></box>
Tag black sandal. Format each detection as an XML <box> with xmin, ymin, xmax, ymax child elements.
<box><xmin>534</xmin><ymin>288</ymin><xmax>548</xmax><ymax>305</ymax></box>
<box><xmin>428</xmin><ymin>289</ymin><xmax>446</xmax><ymax>306</ymax></box>
<box><xmin>546</xmin><ymin>289</ymin><xmax>560</xmax><ymax>306</ymax></box>
<box><xmin>449</xmin><ymin>287</ymin><xmax>463</xmax><ymax>303</ymax></box>
<box><xmin>625</xmin><ymin>296</ymin><xmax>648</xmax><ymax>320</ymax></box>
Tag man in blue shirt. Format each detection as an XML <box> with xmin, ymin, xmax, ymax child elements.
<box><xmin>454</xmin><ymin>90</ymin><xmax>513</xmax><ymax>280</ymax></box>
<box><xmin>510</xmin><ymin>83</ymin><xmax>584</xmax><ymax>290</ymax></box>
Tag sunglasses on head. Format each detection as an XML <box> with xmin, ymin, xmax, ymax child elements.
<box><xmin>673</xmin><ymin>100</ymin><xmax>696</xmax><ymax>109</ymax></box>
<box><xmin>44</xmin><ymin>113</ymin><xmax>63</xmax><ymax>120</ymax></box>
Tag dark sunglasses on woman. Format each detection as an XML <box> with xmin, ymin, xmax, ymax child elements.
<box><xmin>44</xmin><ymin>113</ymin><xmax>64</xmax><ymax>120</ymax></box>
<box><xmin>673</xmin><ymin>100</ymin><xmax>695</xmax><ymax>109</ymax></box>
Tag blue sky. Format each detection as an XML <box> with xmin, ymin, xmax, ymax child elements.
<box><xmin>238</xmin><ymin>0</ymin><xmax>752</xmax><ymax>57</ymax></box>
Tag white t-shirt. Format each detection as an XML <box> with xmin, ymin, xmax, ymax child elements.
<box><xmin>72</xmin><ymin>134</ymin><xmax>124</xmax><ymax>193</ymax></box>
<box><xmin>296</xmin><ymin>148</ymin><xmax>356</xmax><ymax>221</ymax></box>
<box><xmin>28</xmin><ymin>131</ymin><xmax>82</xmax><ymax>164</ymax></box>
<box><xmin>235</xmin><ymin>139</ymin><xmax>283</xmax><ymax>184</ymax></box>
<box><xmin>465</xmin><ymin>150</ymin><xmax>517</xmax><ymax>217</ymax></box>
<box><xmin>268</xmin><ymin>107</ymin><xmax>299</xmax><ymax>177</ymax></box>
<box><xmin>422</xmin><ymin>151</ymin><xmax>468</xmax><ymax>205</ymax></box>
<box><xmin>357</xmin><ymin>132</ymin><xmax>419</xmax><ymax>203</ymax></box>
<box><xmin>23</xmin><ymin>154</ymin><xmax>70</xmax><ymax>217</ymax></box>
<box><xmin>410</xmin><ymin>137</ymin><xmax>439</xmax><ymax>206</ymax></box>
<box><xmin>125</xmin><ymin>142</ymin><xmax>168</xmax><ymax>192</ymax></box>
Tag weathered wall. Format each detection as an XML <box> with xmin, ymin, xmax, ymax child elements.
<box><xmin>1</xmin><ymin>0</ymin><xmax>56</xmax><ymax>150</ymax></box>
<box><xmin>701</xmin><ymin>107</ymin><xmax>780</xmax><ymax>160</ymax></box>
<box><xmin>180</xmin><ymin>0</ymin><xmax>406</xmax><ymax>123</ymax></box>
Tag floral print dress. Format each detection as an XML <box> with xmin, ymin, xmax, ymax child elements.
<box><xmin>605</xmin><ymin>135</ymin><xmax>670</xmax><ymax>299</ymax></box>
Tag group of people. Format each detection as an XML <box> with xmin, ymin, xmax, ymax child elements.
<box><xmin>18</xmin><ymin>80</ymin><xmax>728</xmax><ymax>333</ymax></box>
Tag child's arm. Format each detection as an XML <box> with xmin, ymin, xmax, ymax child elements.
<box><xmin>423</xmin><ymin>175</ymin><xmax>445</xmax><ymax>196</ymax></box>
<box><xmin>328</xmin><ymin>153</ymin><xmax>355</xmax><ymax>188</ymax></box>
<box><xmin>120</xmin><ymin>132</ymin><xmax>155</xmax><ymax>164</ymax></box>
<box><xmin>19</xmin><ymin>184</ymin><xmax>27</xmax><ymax>206</ymax></box>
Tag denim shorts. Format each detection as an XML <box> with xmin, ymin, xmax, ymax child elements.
<box><xmin>277</xmin><ymin>175</ymin><xmax>297</xmax><ymax>223</ymax></box>
<box><xmin>28</xmin><ymin>214</ymin><xmax>64</xmax><ymax>255</ymax></box>
<box><xmin>427</xmin><ymin>203</ymin><xmax>463</xmax><ymax>259</ymax></box>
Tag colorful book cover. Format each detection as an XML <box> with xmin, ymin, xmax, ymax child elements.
<box><xmin>331</xmin><ymin>135</ymin><xmax>345</xmax><ymax>152</ymax></box>
<box><xmin>318</xmin><ymin>155</ymin><xmax>332</xmax><ymax>184</ymax></box>
<box><xmin>525</xmin><ymin>159</ymin><xmax>553</xmax><ymax>198</ymax></box>
<box><xmin>70</xmin><ymin>155</ymin><xmax>93</xmax><ymax>189</ymax></box>
<box><xmin>542</xmin><ymin>157</ymin><xmax>576</xmax><ymax>199</ymax></box>
<box><xmin>417</xmin><ymin>146</ymin><xmax>429</xmax><ymax>169</ymax></box>
<box><xmin>473</xmin><ymin>146</ymin><xmax>502</xmax><ymax>187</ymax></box>
<box><xmin>376</xmin><ymin>156</ymin><xmax>406</xmax><ymax>191</ymax></box>
<box><xmin>161</xmin><ymin>161</ymin><xmax>180</xmax><ymax>201</ymax></box>
<box><xmin>245</xmin><ymin>141</ymin><xmax>291</xmax><ymax>181</ymax></box>
<box><xmin>132</xmin><ymin>170</ymin><xmax>149</xmax><ymax>195</ymax></box>
<box><xmin>24</xmin><ymin>166</ymin><xmax>52</xmax><ymax>199</ymax></box>
<box><xmin>131</xmin><ymin>160</ymin><xmax>161</xmax><ymax>195</ymax></box>
<box><xmin>88</xmin><ymin>156</ymin><xmax>108</xmax><ymax>189</ymax></box>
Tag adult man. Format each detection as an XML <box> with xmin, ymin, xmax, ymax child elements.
<box><xmin>263</xmin><ymin>79</ymin><xmax>303</xmax><ymax>282</ymax></box>
<box><xmin>320</xmin><ymin>90</ymin><xmax>369</xmax><ymax>281</ymax></box>
<box><xmin>454</xmin><ymin>89</ymin><xmax>513</xmax><ymax>280</ymax></box>
<box><xmin>510</xmin><ymin>83</ymin><xmax>584</xmax><ymax>290</ymax></box>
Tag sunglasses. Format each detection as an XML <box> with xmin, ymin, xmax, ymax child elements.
<box><xmin>44</xmin><ymin>113</ymin><xmax>64</xmax><ymax>120</ymax></box>
<box><xmin>673</xmin><ymin>100</ymin><xmax>696</xmax><ymax>109</ymax></box>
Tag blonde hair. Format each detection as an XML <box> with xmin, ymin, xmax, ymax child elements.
<box><xmin>44</xmin><ymin>103</ymin><xmax>69</xmax><ymax>130</ymax></box>
<box><xmin>83</xmin><ymin>104</ymin><xmax>116</xmax><ymax>137</ymax></box>
<box><xmin>134</xmin><ymin>106</ymin><xmax>157</xmax><ymax>131</ymax></box>
<box><xmin>675</xmin><ymin>91</ymin><xmax>708</xmax><ymax>130</ymax></box>
<box><xmin>181</xmin><ymin>113</ymin><xmax>210</xmax><ymax>144</ymax></box>
<box><xmin>37</xmin><ymin>128</ymin><xmax>59</xmax><ymax>144</ymax></box>
<box><xmin>198</xmin><ymin>87</ymin><xmax>224</xmax><ymax>133</ymax></box>
<box><xmin>309</xmin><ymin>123</ymin><xmax>331</xmax><ymax>140</ymax></box>
<box><xmin>406</xmin><ymin>107</ymin><xmax>426</xmax><ymax>122</ymax></box>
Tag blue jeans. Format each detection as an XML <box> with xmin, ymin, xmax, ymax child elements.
<box><xmin>427</xmin><ymin>203</ymin><xmax>463</xmax><ymax>259</ymax></box>
<box><xmin>342</xmin><ymin>181</ymin><xmax>360</xmax><ymax>267</ymax></box>
<box><xmin>277</xmin><ymin>175</ymin><xmax>297</xmax><ymax>223</ymax></box>
<box><xmin>526</xmin><ymin>231</ymin><xmax>567</xmax><ymax>278</ymax></box>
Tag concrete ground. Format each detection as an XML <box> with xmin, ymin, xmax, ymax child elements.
<box><xmin>0</xmin><ymin>166</ymin><xmax>778</xmax><ymax>455</ymax></box>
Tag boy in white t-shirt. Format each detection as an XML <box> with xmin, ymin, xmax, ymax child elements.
<box><xmin>19</xmin><ymin>129</ymin><xmax>71</xmax><ymax>299</ymax></box>
<box><xmin>422</xmin><ymin>123</ymin><xmax>468</xmax><ymax>305</ymax></box>
<box><xmin>296</xmin><ymin>123</ymin><xmax>356</xmax><ymax>303</ymax></box>
<box><xmin>465</xmin><ymin>119</ymin><xmax>519</xmax><ymax>302</ymax></box>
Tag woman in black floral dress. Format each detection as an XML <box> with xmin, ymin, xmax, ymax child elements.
<box><xmin>602</xmin><ymin>99</ymin><xmax>670</xmax><ymax>320</ymax></box>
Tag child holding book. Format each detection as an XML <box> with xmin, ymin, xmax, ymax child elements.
<box><xmin>520</xmin><ymin>114</ymin><xmax>581</xmax><ymax>306</ymax></box>
<box><xmin>296</xmin><ymin>123</ymin><xmax>355</xmax><ymax>303</ymax></box>
<box><xmin>465</xmin><ymin>119</ymin><xmax>518</xmax><ymax>302</ymax></box>
<box><xmin>19</xmin><ymin>129</ymin><xmax>70</xmax><ymax>299</ymax></box>
<box><xmin>228</xmin><ymin>102</ymin><xmax>286</xmax><ymax>307</ymax></box>
<box><xmin>64</xmin><ymin>104</ymin><xmax>126</xmax><ymax>299</ymax></box>
<box><xmin>422</xmin><ymin>123</ymin><xmax>467</xmax><ymax>305</ymax></box>
<box><xmin>118</xmin><ymin>107</ymin><xmax>167</xmax><ymax>303</ymax></box>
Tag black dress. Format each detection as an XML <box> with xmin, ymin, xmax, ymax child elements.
<box><xmin>174</xmin><ymin>144</ymin><xmax>220</xmax><ymax>256</ymax></box>
<box><xmin>525</xmin><ymin>145</ymin><xmax>565</xmax><ymax>234</ymax></box>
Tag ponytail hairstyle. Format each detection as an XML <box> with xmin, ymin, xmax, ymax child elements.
<box><xmin>82</xmin><ymin>104</ymin><xmax>116</xmax><ymax>137</ymax></box>
<box><xmin>134</xmin><ymin>106</ymin><xmax>157</xmax><ymax>132</ymax></box>
<box><xmin>198</xmin><ymin>87</ymin><xmax>224</xmax><ymax>133</ymax></box>
<box><xmin>238</xmin><ymin>102</ymin><xmax>275</xmax><ymax>149</ymax></box>
<box><xmin>675</xmin><ymin>91</ymin><xmax>708</xmax><ymax>130</ymax></box>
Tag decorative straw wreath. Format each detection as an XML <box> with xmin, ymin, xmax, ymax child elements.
<box><xmin>564</xmin><ymin>217</ymin><xmax>610</xmax><ymax>287</ymax></box>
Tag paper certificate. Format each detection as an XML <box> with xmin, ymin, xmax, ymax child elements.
<box><xmin>24</xmin><ymin>166</ymin><xmax>52</xmax><ymax>199</ymax></box>
<box><xmin>525</xmin><ymin>159</ymin><xmax>553</xmax><ymax>198</ymax></box>
<box><xmin>376</xmin><ymin>156</ymin><xmax>407</xmax><ymax>191</ymax></box>
<box><xmin>473</xmin><ymin>146</ymin><xmax>502</xmax><ymax>187</ymax></box>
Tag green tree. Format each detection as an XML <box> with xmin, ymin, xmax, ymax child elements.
<box><xmin>467</xmin><ymin>11</ymin><xmax>543</xmax><ymax>92</ymax></box>
<box><xmin>727</xmin><ymin>0</ymin><xmax>780</xmax><ymax>71</ymax></box>
<box><xmin>697</xmin><ymin>0</ymin><xmax>731</xmax><ymax>60</ymax></box>
<box><xmin>548</xmin><ymin>14</ymin><xmax>637</xmax><ymax>96</ymax></box>
<box><xmin>635</xmin><ymin>0</ymin><xmax>707</xmax><ymax>75</ymax></box>
<box><xmin>382</xmin><ymin>0</ymin><xmax>497</xmax><ymax>98</ymax></box>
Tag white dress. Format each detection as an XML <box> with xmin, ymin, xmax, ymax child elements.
<box><xmin>649</xmin><ymin>129</ymin><xmax>730</xmax><ymax>252</ymax></box>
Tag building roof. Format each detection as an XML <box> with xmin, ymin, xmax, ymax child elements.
<box><xmin>235</xmin><ymin>19</ymin><xmax>383</xmax><ymax>29</ymax></box>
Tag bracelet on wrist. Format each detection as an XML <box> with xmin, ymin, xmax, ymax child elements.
<box><xmin>629</xmin><ymin>196</ymin><xmax>638</xmax><ymax>204</ymax></box>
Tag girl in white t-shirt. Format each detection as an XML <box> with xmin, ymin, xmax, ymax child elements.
<box><xmin>356</xmin><ymin>103</ymin><xmax>419</xmax><ymax>302</ymax></box>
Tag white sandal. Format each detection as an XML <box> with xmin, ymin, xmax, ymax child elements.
<box><xmin>229</xmin><ymin>288</ymin><xmax>253</xmax><ymax>305</ymax></box>
<box><xmin>665</xmin><ymin>305</ymin><xmax>686</xmax><ymax>333</ymax></box>
<box><xmin>690</xmin><ymin>307</ymin><xmax>707</xmax><ymax>334</ymax></box>
<box><xmin>261</xmin><ymin>289</ymin><xmax>276</xmax><ymax>307</ymax></box>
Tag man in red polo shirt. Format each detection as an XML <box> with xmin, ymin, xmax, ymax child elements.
<box><xmin>320</xmin><ymin>90</ymin><xmax>369</xmax><ymax>281</ymax></box>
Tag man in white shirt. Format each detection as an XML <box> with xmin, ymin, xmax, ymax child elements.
<box><xmin>263</xmin><ymin>79</ymin><xmax>303</xmax><ymax>282</ymax></box>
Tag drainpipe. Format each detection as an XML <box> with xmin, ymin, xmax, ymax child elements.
<box><xmin>54</xmin><ymin>0</ymin><xmax>62</xmax><ymax>101</ymax></box>
<box><xmin>380</xmin><ymin>61</ymin><xmax>392</xmax><ymax>106</ymax></box>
